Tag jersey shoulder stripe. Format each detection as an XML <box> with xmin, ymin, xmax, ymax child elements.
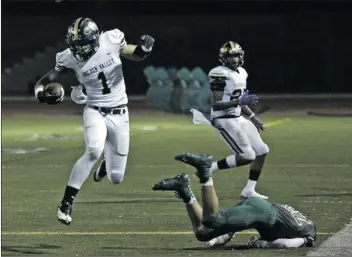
<box><xmin>208</xmin><ymin>66</ymin><xmax>229</xmax><ymax>91</ymax></box>
<box><xmin>208</xmin><ymin>66</ymin><xmax>230</xmax><ymax>79</ymax></box>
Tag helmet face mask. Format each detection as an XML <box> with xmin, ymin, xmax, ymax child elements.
<box><xmin>219</xmin><ymin>41</ymin><xmax>245</xmax><ymax>70</ymax></box>
<box><xmin>66</xmin><ymin>18</ymin><xmax>100</xmax><ymax>61</ymax></box>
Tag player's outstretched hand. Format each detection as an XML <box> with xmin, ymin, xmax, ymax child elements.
<box><xmin>140</xmin><ymin>35</ymin><xmax>155</xmax><ymax>52</ymax></box>
<box><xmin>238</xmin><ymin>90</ymin><xmax>259</xmax><ymax>106</ymax></box>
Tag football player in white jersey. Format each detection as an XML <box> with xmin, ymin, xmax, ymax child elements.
<box><xmin>34</xmin><ymin>17</ymin><xmax>155</xmax><ymax>225</ymax></box>
<box><xmin>206</xmin><ymin>41</ymin><xmax>269</xmax><ymax>199</ymax></box>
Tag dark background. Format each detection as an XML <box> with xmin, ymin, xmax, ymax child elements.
<box><xmin>2</xmin><ymin>0</ymin><xmax>352</xmax><ymax>95</ymax></box>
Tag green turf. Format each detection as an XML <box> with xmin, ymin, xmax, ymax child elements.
<box><xmin>2</xmin><ymin>112</ymin><xmax>352</xmax><ymax>256</ymax></box>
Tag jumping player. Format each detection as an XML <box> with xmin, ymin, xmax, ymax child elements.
<box><xmin>34</xmin><ymin>17</ymin><xmax>154</xmax><ymax>225</ymax></box>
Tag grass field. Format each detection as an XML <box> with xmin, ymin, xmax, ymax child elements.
<box><xmin>2</xmin><ymin>111</ymin><xmax>352</xmax><ymax>256</ymax></box>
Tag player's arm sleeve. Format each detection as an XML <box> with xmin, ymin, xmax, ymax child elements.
<box><xmin>106</xmin><ymin>29</ymin><xmax>143</xmax><ymax>61</ymax></box>
<box><xmin>119</xmin><ymin>33</ymin><xmax>153</xmax><ymax>61</ymax></box>
<box><xmin>121</xmin><ymin>44</ymin><xmax>150</xmax><ymax>61</ymax></box>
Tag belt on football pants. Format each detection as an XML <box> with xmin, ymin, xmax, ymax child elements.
<box><xmin>91</xmin><ymin>104</ymin><xmax>127</xmax><ymax>115</ymax></box>
<box><xmin>211</xmin><ymin>114</ymin><xmax>240</xmax><ymax>126</ymax></box>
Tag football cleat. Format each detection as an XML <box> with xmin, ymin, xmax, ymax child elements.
<box><xmin>57</xmin><ymin>201</ymin><xmax>72</xmax><ymax>225</ymax></box>
<box><xmin>93</xmin><ymin>158</ymin><xmax>107</xmax><ymax>182</ymax></box>
<box><xmin>240</xmin><ymin>190</ymin><xmax>268</xmax><ymax>200</ymax></box>
<box><xmin>175</xmin><ymin>153</ymin><xmax>213</xmax><ymax>182</ymax></box>
<box><xmin>247</xmin><ymin>235</ymin><xmax>268</xmax><ymax>248</ymax></box>
<box><xmin>206</xmin><ymin>232</ymin><xmax>236</xmax><ymax>247</ymax></box>
<box><xmin>152</xmin><ymin>173</ymin><xmax>193</xmax><ymax>200</ymax></box>
<box><xmin>304</xmin><ymin>236</ymin><xmax>315</xmax><ymax>247</ymax></box>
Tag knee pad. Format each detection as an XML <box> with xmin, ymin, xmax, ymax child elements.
<box><xmin>256</xmin><ymin>143</ymin><xmax>270</xmax><ymax>156</ymax></box>
<box><xmin>240</xmin><ymin>147</ymin><xmax>256</xmax><ymax>161</ymax></box>
<box><xmin>86</xmin><ymin>149</ymin><xmax>102</xmax><ymax>162</ymax></box>
<box><xmin>110</xmin><ymin>172</ymin><xmax>124</xmax><ymax>184</ymax></box>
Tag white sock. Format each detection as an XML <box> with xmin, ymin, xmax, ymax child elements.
<box><xmin>210</xmin><ymin>162</ymin><xmax>218</xmax><ymax>172</ymax></box>
<box><xmin>270</xmin><ymin>238</ymin><xmax>305</xmax><ymax>248</ymax></box>
<box><xmin>201</xmin><ymin>178</ymin><xmax>214</xmax><ymax>187</ymax></box>
<box><xmin>225</xmin><ymin>155</ymin><xmax>237</xmax><ymax>168</ymax></box>
<box><xmin>185</xmin><ymin>196</ymin><xmax>197</xmax><ymax>205</ymax></box>
<box><xmin>244</xmin><ymin>180</ymin><xmax>257</xmax><ymax>192</ymax></box>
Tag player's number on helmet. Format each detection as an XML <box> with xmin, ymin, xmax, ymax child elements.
<box><xmin>98</xmin><ymin>72</ymin><xmax>111</xmax><ymax>95</ymax></box>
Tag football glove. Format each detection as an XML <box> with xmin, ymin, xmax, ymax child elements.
<box><xmin>250</xmin><ymin>114</ymin><xmax>265</xmax><ymax>131</ymax></box>
<box><xmin>237</xmin><ymin>90</ymin><xmax>259</xmax><ymax>106</ymax></box>
<box><xmin>140</xmin><ymin>34</ymin><xmax>155</xmax><ymax>52</ymax></box>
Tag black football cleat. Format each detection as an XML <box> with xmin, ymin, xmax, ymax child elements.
<box><xmin>152</xmin><ymin>173</ymin><xmax>194</xmax><ymax>201</ymax></box>
<box><xmin>175</xmin><ymin>153</ymin><xmax>213</xmax><ymax>182</ymax></box>
<box><xmin>93</xmin><ymin>158</ymin><xmax>107</xmax><ymax>182</ymax></box>
<box><xmin>304</xmin><ymin>236</ymin><xmax>315</xmax><ymax>247</ymax></box>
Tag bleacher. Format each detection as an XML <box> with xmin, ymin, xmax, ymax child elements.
<box><xmin>144</xmin><ymin>66</ymin><xmax>211</xmax><ymax>114</ymax></box>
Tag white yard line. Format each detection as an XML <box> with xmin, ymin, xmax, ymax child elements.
<box><xmin>304</xmin><ymin>201</ymin><xmax>352</xmax><ymax>204</ymax></box>
<box><xmin>2</xmin><ymin>163</ymin><xmax>350</xmax><ymax>169</ymax></box>
<box><xmin>307</xmin><ymin>220</ymin><xmax>352</xmax><ymax>256</ymax></box>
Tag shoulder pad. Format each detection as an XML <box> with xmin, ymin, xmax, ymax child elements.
<box><xmin>104</xmin><ymin>29</ymin><xmax>126</xmax><ymax>46</ymax></box>
<box><xmin>208</xmin><ymin>67</ymin><xmax>228</xmax><ymax>91</ymax></box>
<box><xmin>55</xmin><ymin>48</ymin><xmax>73</xmax><ymax>71</ymax></box>
<box><xmin>238</xmin><ymin>67</ymin><xmax>248</xmax><ymax>78</ymax></box>
<box><xmin>208</xmin><ymin>66</ymin><xmax>229</xmax><ymax>79</ymax></box>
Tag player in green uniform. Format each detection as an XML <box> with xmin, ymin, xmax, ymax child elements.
<box><xmin>152</xmin><ymin>153</ymin><xmax>316</xmax><ymax>248</ymax></box>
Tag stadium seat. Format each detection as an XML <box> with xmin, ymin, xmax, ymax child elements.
<box><xmin>143</xmin><ymin>65</ymin><xmax>156</xmax><ymax>82</ymax></box>
<box><xmin>145</xmin><ymin>67</ymin><xmax>174</xmax><ymax>111</ymax></box>
<box><xmin>192</xmin><ymin>67</ymin><xmax>209</xmax><ymax>85</ymax></box>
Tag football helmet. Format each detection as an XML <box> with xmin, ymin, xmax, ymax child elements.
<box><xmin>66</xmin><ymin>17</ymin><xmax>100</xmax><ymax>61</ymax></box>
<box><xmin>219</xmin><ymin>41</ymin><xmax>244</xmax><ymax>70</ymax></box>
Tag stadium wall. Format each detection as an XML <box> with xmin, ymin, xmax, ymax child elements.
<box><xmin>2</xmin><ymin>1</ymin><xmax>352</xmax><ymax>96</ymax></box>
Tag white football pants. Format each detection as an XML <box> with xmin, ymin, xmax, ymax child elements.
<box><xmin>68</xmin><ymin>105</ymin><xmax>129</xmax><ymax>188</ymax></box>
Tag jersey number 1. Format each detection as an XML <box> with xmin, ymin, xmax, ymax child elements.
<box><xmin>98</xmin><ymin>72</ymin><xmax>111</xmax><ymax>95</ymax></box>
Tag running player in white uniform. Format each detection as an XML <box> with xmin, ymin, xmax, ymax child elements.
<box><xmin>192</xmin><ymin>41</ymin><xmax>269</xmax><ymax>199</ymax></box>
<box><xmin>34</xmin><ymin>17</ymin><xmax>155</xmax><ymax>225</ymax></box>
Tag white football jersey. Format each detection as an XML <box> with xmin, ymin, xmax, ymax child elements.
<box><xmin>209</xmin><ymin>66</ymin><xmax>248</xmax><ymax>119</ymax></box>
<box><xmin>55</xmin><ymin>29</ymin><xmax>128</xmax><ymax>107</ymax></box>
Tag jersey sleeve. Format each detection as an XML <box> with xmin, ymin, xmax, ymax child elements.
<box><xmin>105</xmin><ymin>29</ymin><xmax>127</xmax><ymax>52</ymax></box>
<box><xmin>55</xmin><ymin>49</ymin><xmax>73</xmax><ymax>72</ymax></box>
<box><xmin>239</xmin><ymin>67</ymin><xmax>248</xmax><ymax>79</ymax></box>
<box><xmin>208</xmin><ymin>67</ymin><xmax>229</xmax><ymax>91</ymax></box>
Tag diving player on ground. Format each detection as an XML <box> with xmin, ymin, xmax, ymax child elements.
<box><xmin>152</xmin><ymin>153</ymin><xmax>316</xmax><ymax>248</ymax></box>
